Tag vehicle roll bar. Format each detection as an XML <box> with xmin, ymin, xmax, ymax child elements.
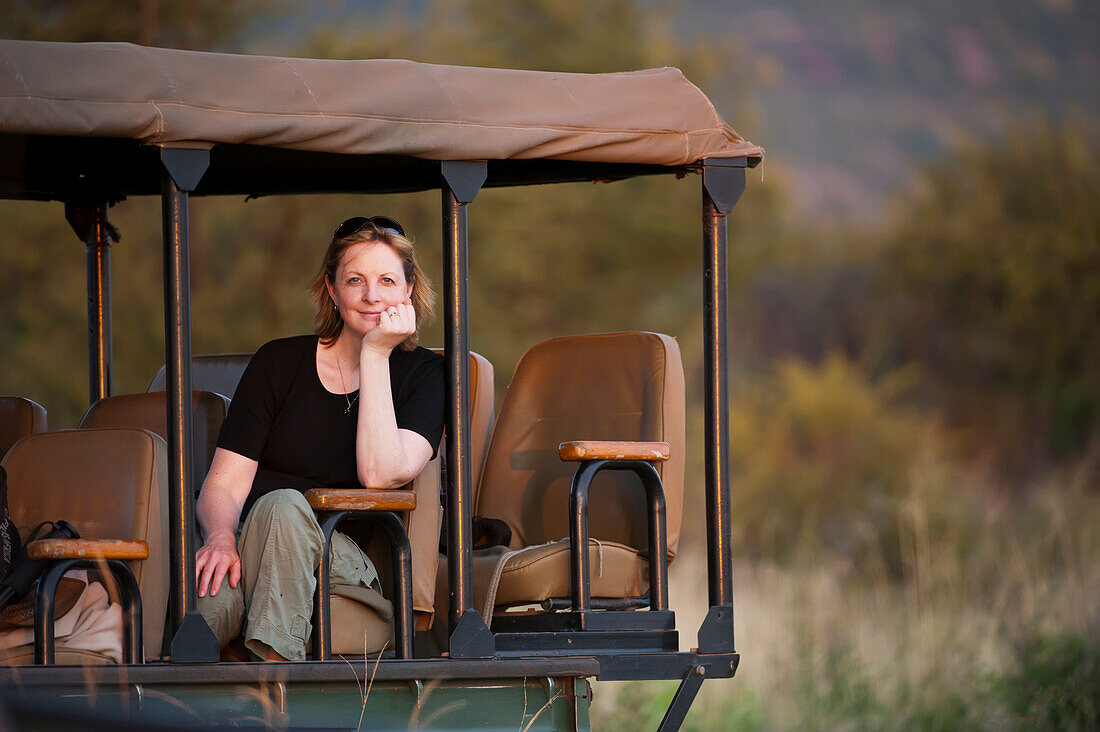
<box><xmin>159</xmin><ymin>147</ymin><xmax>219</xmax><ymax>663</ymax></box>
<box><xmin>440</xmin><ymin>161</ymin><xmax>495</xmax><ymax>659</ymax></box>
<box><xmin>699</xmin><ymin>158</ymin><xmax>746</xmax><ymax>653</ymax></box>
<box><xmin>65</xmin><ymin>201</ymin><xmax>118</xmax><ymax>405</ymax></box>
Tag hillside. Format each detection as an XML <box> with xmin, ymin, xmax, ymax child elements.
<box><xmin>683</xmin><ymin>0</ymin><xmax>1100</xmax><ymax>219</ymax></box>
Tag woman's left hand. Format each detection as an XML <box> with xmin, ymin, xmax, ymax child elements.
<box><xmin>362</xmin><ymin>299</ymin><xmax>415</xmax><ymax>356</ymax></box>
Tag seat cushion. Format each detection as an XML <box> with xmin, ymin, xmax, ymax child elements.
<box><xmin>469</xmin><ymin>539</ymin><xmax>646</xmax><ymax>621</ymax></box>
<box><xmin>331</xmin><ymin>596</ymin><xmax>393</xmax><ymax>656</ymax></box>
<box><xmin>0</xmin><ymin>646</ymin><xmax>117</xmax><ymax>666</ymax></box>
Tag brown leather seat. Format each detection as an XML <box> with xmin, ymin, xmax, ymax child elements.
<box><xmin>328</xmin><ymin>456</ymin><xmax>442</xmax><ymax>656</ymax></box>
<box><xmin>146</xmin><ymin>354</ymin><xmax>253</xmax><ymax>400</ymax></box>
<box><xmin>330</xmin><ymin>351</ymin><xmax>490</xmax><ymax>656</ymax></box>
<box><xmin>429</xmin><ymin>349</ymin><xmax>495</xmax><ymax>496</ymax></box>
<box><xmin>470</xmin><ymin>332</ymin><xmax>684</xmax><ymax>621</ymax></box>
<box><xmin>0</xmin><ymin>397</ymin><xmax>48</xmax><ymax>460</ymax></box>
<box><xmin>1</xmin><ymin>429</ymin><xmax>169</xmax><ymax>663</ymax></box>
<box><xmin>78</xmin><ymin>391</ymin><xmax>230</xmax><ymax>486</ymax></box>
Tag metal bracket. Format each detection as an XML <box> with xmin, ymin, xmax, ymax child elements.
<box><xmin>170</xmin><ymin>611</ymin><xmax>220</xmax><ymax>663</ymax></box>
<box><xmin>449</xmin><ymin>607</ymin><xmax>495</xmax><ymax>659</ymax></box>
<box><xmin>64</xmin><ymin>202</ymin><xmax>119</xmax><ymax>245</ymax></box>
<box><xmin>160</xmin><ymin>148</ymin><xmax>211</xmax><ymax>193</ymax></box>
<box><xmin>697</xmin><ymin>604</ymin><xmax>736</xmax><ymax>654</ymax></box>
<box><xmin>540</xmin><ymin>676</ymin><xmax>559</xmax><ymax>702</ymax></box>
<box><xmin>702</xmin><ymin>159</ymin><xmax>746</xmax><ymax>214</ymax></box>
<box><xmin>441</xmin><ymin>160</ymin><xmax>487</xmax><ymax>204</ymax></box>
<box><xmin>573</xmin><ymin>678</ymin><xmax>593</xmax><ymax>729</ymax></box>
<box><xmin>656</xmin><ymin>664</ymin><xmax>707</xmax><ymax>732</ymax></box>
<box><xmin>408</xmin><ymin>679</ymin><xmax>424</xmax><ymax>710</ymax></box>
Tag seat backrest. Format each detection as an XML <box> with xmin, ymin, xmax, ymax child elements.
<box><xmin>78</xmin><ymin>391</ymin><xmax>230</xmax><ymax>487</ymax></box>
<box><xmin>2</xmin><ymin>428</ymin><xmax>170</xmax><ymax>660</ymax></box>
<box><xmin>429</xmin><ymin>349</ymin><xmax>495</xmax><ymax>495</ymax></box>
<box><xmin>475</xmin><ymin>332</ymin><xmax>685</xmax><ymax>559</ymax></box>
<box><xmin>0</xmin><ymin>397</ymin><xmax>48</xmax><ymax>460</ymax></box>
<box><xmin>146</xmin><ymin>354</ymin><xmax>253</xmax><ymax>399</ymax></box>
<box><xmin>361</xmin><ymin>454</ymin><xmax>443</xmax><ymax>626</ymax></box>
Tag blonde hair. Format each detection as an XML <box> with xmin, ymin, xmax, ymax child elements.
<box><xmin>310</xmin><ymin>224</ymin><xmax>435</xmax><ymax>351</ymax></box>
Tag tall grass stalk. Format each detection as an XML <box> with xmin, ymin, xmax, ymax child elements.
<box><xmin>592</xmin><ymin>459</ymin><xmax>1099</xmax><ymax>729</ymax></box>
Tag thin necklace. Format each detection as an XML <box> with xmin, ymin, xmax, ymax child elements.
<box><xmin>335</xmin><ymin>351</ymin><xmax>360</xmax><ymax>414</ymax></box>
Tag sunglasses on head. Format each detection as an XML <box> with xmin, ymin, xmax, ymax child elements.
<box><xmin>332</xmin><ymin>215</ymin><xmax>406</xmax><ymax>240</ymax></box>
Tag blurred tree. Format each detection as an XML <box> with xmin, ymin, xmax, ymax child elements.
<box><xmin>877</xmin><ymin>122</ymin><xmax>1100</xmax><ymax>460</ymax></box>
<box><xmin>433</xmin><ymin>0</ymin><xmax>671</xmax><ymax>72</ymax></box>
<box><xmin>288</xmin><ymin>0</ymin><xmax>776</xmax><ymax>401</ymax></box>
<box><xmin>730</xmin><ymin>353</ymin><xmax>933</xmax><ymax>567</ymax></box>
<box><xmin>0</xmin><ymin>0</ymin><xmax>275</xmax><ymax>50</ymax></box>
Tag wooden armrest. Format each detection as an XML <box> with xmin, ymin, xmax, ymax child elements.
<box><xmin>305</xmin><ymin>488</ymin><xmax>417</xmax><ymax>512</ymax></box>
<box><xmin>558</xmin><ymin>440</ymin><xmax>671</xmax><ymax>462</ymax></box>
<box><xmin>26</xmin><ymin>539</ymin><xmax>149</xmax><ymax>561</ymax></box>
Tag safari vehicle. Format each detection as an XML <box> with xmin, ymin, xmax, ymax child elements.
<box><xmin>0</xmin><ymin>41</ymin><xmax>762</xmax><ymax>730</ymax></box>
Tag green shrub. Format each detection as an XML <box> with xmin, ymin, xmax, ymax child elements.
<box><xmin>731</xmin><ymin>353</ymin><xmax>936</xmax><ymax>568</ymax></box>
<box><xmin>591</xmin><ymin>679</ymin><xmax>766</xmax><ymax>732</ymax></box>
<box><xmin>879</xmin><ymin>123</ymin><xmax>1100</xmax><ymax>459</ymax></box>
<box><xmin>997</xmin><ymin>632</ymin><xmax>1100</xmax><ymax>730</ymax></box>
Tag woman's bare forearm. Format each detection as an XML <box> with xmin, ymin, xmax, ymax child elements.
<box><xmin>196</xmin><ymin>448</ymin><xmax>255</xmax><ymax>542</ymax></box>
<box><xmin>355</xmin><ymin>348</ymin><xmax>430</xmax><ymax>488</ymax></box>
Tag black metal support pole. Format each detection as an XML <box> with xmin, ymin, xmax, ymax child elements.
<box><xmin>656</xmin><ymin>665</ymin><xmax>707</xmax><ymax>732</ymax></box>
<box><xmin>161</xmin><ymin>169</ymin><xmax>197</xmax><ymax>633</ymax></box>
<box><xmin>66</xmin><ymin>202</ymin><xmax>118</xmax><ymax>405</ymax></box>
<box><xmin>702</xmin><ymin>187</ymin><xmax>732</xmax><ymax>609</ymax></box>
<box><xmin>440</xmin><ymin>161</ymin><xmax>493</xmax><ymax>659</ymax></box>
<box><xmin>314</xmin><ymin>511</ymin><xmax>415</xmax><ymax>661</ymax></box>
<box><xmin>699</xmin><ymin>159</ymin><xmax>746</xmax><ymax>654</ymax></box>
<box><xmin>85</xmin><ymin>204</ymin><xmax>112</xmax><ymax>403</ymax></box>
<box><xmin>159</xmin><ymin>148</ymin><xmax>218</xmax><ymax>663</ymax></box>
<box><xmin>568</xmin><ymin>460</ymin><xmax>669</xmax><ymax>614</ymax></box>
<box><xmin>35</xmin><ymin>559</ymin><xmax>142</xmax><ymax>665</ymax></box>
<box><xmin>313</xmin><ymin>511</ymin><xmax>347</xmax><ymax>661</ymax></box>
<box><xmin>442</xmin><ymin>184</ymin><xmax>473</xmax><ymax>629</ymax></box>
<box><xmin>377</xmin><ymin>511</ymin><xmax>415</xmax><ymax>661</ymax></box>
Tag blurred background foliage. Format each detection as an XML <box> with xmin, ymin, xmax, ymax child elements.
<box><xmin>1</xmin><ymin>0</ymin><xmax>1098</xmax><ymax>728</ymax></box>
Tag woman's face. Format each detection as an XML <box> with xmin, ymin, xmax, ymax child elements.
<box><xmin>327</xmin><ymin>241</ymin><xmax>413</xmax><ymax>338</ymax></box>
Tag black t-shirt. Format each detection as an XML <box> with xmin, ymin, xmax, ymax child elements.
<box><xmin>217</xmin><ymin>335</ymin><xmax>444</xmax><ymax>515</ymax></box>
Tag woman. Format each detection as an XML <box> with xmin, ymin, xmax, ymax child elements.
<box><xmin>194</xmin><ymin>216</ymin><xmax>444</xmax><ymax>661</ymax></box>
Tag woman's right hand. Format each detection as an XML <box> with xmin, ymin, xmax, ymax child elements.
<box><xmin>195</xmin><ymin>531</ymin><xmax>241</xmax><ymax>598</ymax></box>
<box><xmin>194</xmin><ymin>448</ymin><xmax>256</xmax><ymax>598</ymax></box>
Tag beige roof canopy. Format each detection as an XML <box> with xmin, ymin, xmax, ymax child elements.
<box><xmin>0</xmin><ymin>40</ymin><xmax>762</xmax><ymax>167</ymax></box>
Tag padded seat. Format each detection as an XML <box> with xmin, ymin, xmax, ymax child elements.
<box><xmin>79</xmin><ymin>391</ymin><xmax>230</xmax><ymax>486</ymax></box>
<box><xmin>2</xmin><ymin>428</ymin><xmax>169</xmax><ymax>662</ymax></box>
<box><xmin>146</xmin><ymin>354</ymin><xmax>253</xmax><ymax>399</ymax></box>
<box><xmin>329</xmin><ymin>595</ymin><xmax>393</xmax><ymax>655</ymax></box>
<box><xmin>0</xmin><ymin>397</ymin><xmax>47</xmax><ymax>460</ymax></box>
<box><xmin>0</xmin><ymin>647</ymin><xmax>117</xmax><ymax>666</ymax></box>
<box><xmin>471</xmin><ymin>332</ymin><xmax>684</xmax><ymax>622</ymax></box>
<box><xmin>328</xmin><ymin>455</ymin><xmax>443</xmax><ymax>656</ymax></box>
<box><xmin>477</xmin><ymin>540</ymin><xmax>645</xmax><ymax>618</ymax></box>
<box><xmin>429</xmin><ymin>349</ymin><xmax>495</xmax><ymax>496</ymax></box>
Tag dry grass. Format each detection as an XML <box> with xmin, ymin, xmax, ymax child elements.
<box><xmin>592</xmin><ymin>459</ymin><xmax>1100</xmax><ymax>730</ymax></box>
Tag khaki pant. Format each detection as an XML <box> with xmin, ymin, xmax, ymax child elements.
<box><xmin>197</xmin><ymin>489</ymin><xmax>379</xmax><ymax>661</ymax></box>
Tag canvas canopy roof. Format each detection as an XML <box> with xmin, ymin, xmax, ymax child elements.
<box><xmin>0</xmin><ymin>40</ymin><xmax>763</xmax><ymax>199</ymax></box>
